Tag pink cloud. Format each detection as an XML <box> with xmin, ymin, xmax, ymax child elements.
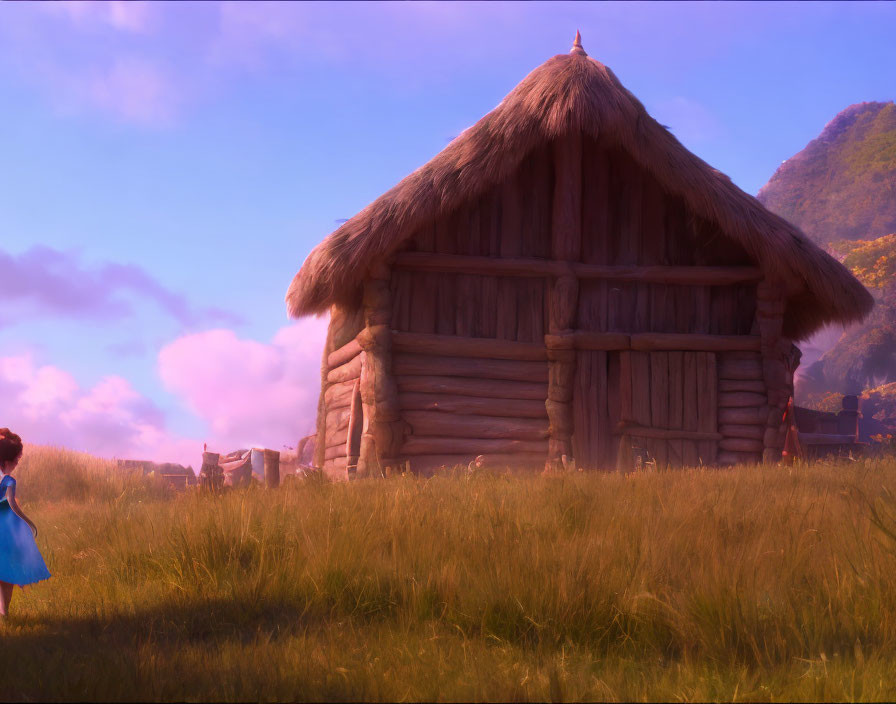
<box><xmin>0</xmin><ymin>246</ymin><xmax>243</xmax><ymax>329</ymax></box>
<box><xmin>38</xmin><ymin>1</ymin><xmax>156</xmax><ymax>34</ymax></box>
<box><xmin>0</xmin><ymin>353</ymin><xmax>200</xmax><ymax>467</ymax></box>
<box><xmin>0</xmin><ymin>316</ymin><xmax>329</xmax><ymax>468</ymax></box>
<box><xmin>158</xmin><ymin>315</ymin><xmax>329</xmax><ymax>452</ymax></box>
<box><xmin>86</xmin><ymin>57</ymin><xmax>180</xmax><ymax>126</ymax></box>
<box><xmin>1</xmin><ymin>1</ymin><xmax>178</xmax><ymax>127</ymax></box>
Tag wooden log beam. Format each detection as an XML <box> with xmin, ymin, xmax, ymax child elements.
<box><xmin>615</xmin><ymin>423</ymin><xmax>722</xmax><ymax>442</ymax></box>
<box><xmin>718</xmin><ymin>357</ymin><xmax>764</xmax><ymax>380</ymax></box>
<box><xmin>393</xmin><ymin>252</ymin><xmax>762</xmax><ymax>286</ymax></box>
<box><xmin>719</xmin><ymin>424</ymin><xmax>766</xmax><ymax>440</ymax></box>
<box><xmin>718</xmin><ymin>391</ymin><xmax>769</xmax><ymax>408</ymax></box>
<box><xmin>393</xmin><ymin>353</ymin><xmax>549</xmax><ymax>383</ymax></box>
<box><xmin>327</xmin><ymin>337</ymin><xmax>362</xmax><ymax>370</ymax></box>
<box><xmin>630</xmin><ymin>333</ymin><xmax>760</xmax><ymax>352</ymax></box>
<box><xmin>326</xmin><ymin>354</ymin><xmax>362</xmax><ymax>384</ymax></box>
<box><xmin>324</xmin><ymin>444</ymin><xmax>347</xmax><ymax>460</ymax></box>
<box><xmin>326</xmin><ymin>427</ymin><xmax>349</xmax><ymax>449</ymax></box>
<box><xmin>324</xmin><ymin>379</ymin><xmax>356</xmax><ymax>407</ymax></box>
<box><xmin>395</xmin><ymin>375</ymin><xmax>548</xmax><ymax>401</ymax></box>
<box><xmin>576</xmin><ymin>264</ymin><xmax>763</xmax><ymax>285</ymax></box>
<box><xmin>718</xmin><ymin>379</ymin><xmax>767</xmax><ymax>394</ymax></box>
<box><xmin>718</xmin><ymin>406</ymin><xmax>767</xmax><ymax>426</ymax></box>
<box><xmin>392</xmin><ymin>332</ymin><xmax>547</xmax><ymax>361</ymax></box>
<box><xmin>403</xmin><ymin>410</ymin><xmax>549</xmax><ymax>440</ymax></box>
<box><xmin>543</xmin><ymin>332</ymin><xmax>761</xmax><ymax>353</ymax></box>
<box><xmin>556</xmin><ymin>332</ymin><xmax>631</xmax><ymax>351</ymax></box>
<box><xmin>397</xmin><ymin>392</ymin><xmax>547</xmax><ymax>418</ymax></box>
<box><xmin>401</xmin><ymin>436</ymin><xmax>548</xmax><ymax>456</ymax></box>
<box><xmin>325</xmin><ymin>407</ymin><xmax>351</xmax><ymax>434</ymax></box>
<box><xmin>394</xmin><ymin>252</ymin><xmax>564</xmax><ymax>277</ymax></box>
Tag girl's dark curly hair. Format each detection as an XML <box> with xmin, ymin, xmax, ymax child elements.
<box><xmin>0</xmin><ymin>428</ymin><xmax>23</xmax><ymax>465</ymax></box>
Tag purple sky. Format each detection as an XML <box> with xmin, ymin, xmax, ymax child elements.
<box><xmin>0</xmin><ymin>2</ymin><xmax>893</xmax><ymax>467</ymax></box>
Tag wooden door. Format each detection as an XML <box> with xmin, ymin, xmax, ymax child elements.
<box><xmin>618</xmin><ymin>350</ymin><xmax>718</xmax><ymax>468</ymax></box>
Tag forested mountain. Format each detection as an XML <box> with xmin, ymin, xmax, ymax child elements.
<box><xmin>758</xmin><ymin>101</ymin><xmax>896</xmax><ymax>246</ymax></box>
<box><xmin>757</xmin><ymin>102</ymin><xmax>896</xmax><ymax>430</ymax></box>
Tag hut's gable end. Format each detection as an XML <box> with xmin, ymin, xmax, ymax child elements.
<box><xmin>391</xmin><ymin>133</ymin><xmax>757</xmax><ymax>340</ymax></box>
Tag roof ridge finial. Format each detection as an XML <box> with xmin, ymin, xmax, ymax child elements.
<box><xmin>571</xmin><ymin>30</ymin><xmax>586</xmax><ymax>56</ymax></box>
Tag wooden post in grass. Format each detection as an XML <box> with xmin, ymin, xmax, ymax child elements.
<box><xmin>200</xmin><ymin>452</ymin><xmax>222</xmax><ymax>492</ymax></box>
<box><xmin>263</xmin><ymin>449</ymin><xmax>280</xmax><ymax>488</ymax></box>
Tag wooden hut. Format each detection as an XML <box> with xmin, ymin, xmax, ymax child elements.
<box><xmin>286</xmin><ymin>34</ymin><xmax>873</xmax><ymax>478</ymax></box>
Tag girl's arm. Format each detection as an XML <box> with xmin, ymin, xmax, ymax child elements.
<box><xmin>6</xmin><ymin>486</ymin><xmax>37</xmax><ymax>539</ymax></box>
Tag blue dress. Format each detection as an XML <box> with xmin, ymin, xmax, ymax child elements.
<box><xmin>0</xmin><ymin>475</ymin><xmax>50</xmax><ymax>585</ymax></box>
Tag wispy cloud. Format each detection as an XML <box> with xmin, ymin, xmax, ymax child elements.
<box><xmin>0</xmin><ymin>246</ymin><xmax>243</xmax><ymax>329</ymax></box>
<box><xmin>85</xmin><ymin>57</ymin><xmax>180</xmax><ymax>126</ymax></box>
<box><xmin>37</xmin><ymin>1</ymin><xmax>156</xmax><ymax>34</ymax></box>
<box><xmin>0</xmin><ymin>2</ymin><xmax>530</xmax><ymax>126</ymax></box>
<box><xmin>0</xmin><ymin>0</ymin><xmax>182</xmax><ymax>126</ymax></box>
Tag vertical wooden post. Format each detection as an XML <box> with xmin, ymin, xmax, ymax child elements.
<box><xmin>263</xmin><ymin>449</ymin><xmax>280</xmax><ymax>488</ymax></box>
<box><xmin>200</xmin><ymin>452</ymin><xmax>221</xmax><ymax>492</ymax></box>
<box><xmin>756</xmin><ymin>280</ymin><xmax>791</xmax><ymax>464</ymax></box>
<box><xmin>545</xmin><ymin>132</ymin><xmax>582</xmax><ymax>472</ymax></box>
<box><xmin>356</xmin><ymin>260</ymin><xmax>405</xmax><ymax>478</ymax></box>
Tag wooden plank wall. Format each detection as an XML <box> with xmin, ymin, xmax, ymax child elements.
<box><xmin>387</xmin><ymin>133</ymin><xmax>759</xmax><ymax>471</ymax></box>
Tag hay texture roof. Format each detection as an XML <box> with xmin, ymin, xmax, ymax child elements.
<box><xmin>287</xmin><ymin>34</ymin><xmax>872</xmax><ymax>340</ymax></box>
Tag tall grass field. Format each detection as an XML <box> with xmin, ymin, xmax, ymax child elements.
<box><xmin>2</xmin><ymin>445</ymin><xmax>896</xmax><ymax>701</ymax></box>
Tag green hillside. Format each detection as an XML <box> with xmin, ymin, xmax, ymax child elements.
<box><xmin>758</xmin><ymin>101</ymin><xmax>896</xmax><ymax>245</ymax></box>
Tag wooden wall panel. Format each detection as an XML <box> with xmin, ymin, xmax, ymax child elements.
<box><xmin>572</xmin><ymin>350</ymin><xmax>612</xmax><ymax>470</ymax></box>
<box><xmin>696</xmin><ymin>352</ymin><xmax>719</xmax><ymax>464</ymax></box>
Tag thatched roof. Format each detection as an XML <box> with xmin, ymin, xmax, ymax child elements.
<box><xmin>286</xmin><ymin>34</ymin><xmax>872</xmax><ymax>340</ymax></box>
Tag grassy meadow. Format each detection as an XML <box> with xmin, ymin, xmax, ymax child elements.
<box><xmin>2</xmin><ymin>445</ymin><xmax>896</xmax><ymax>701</ymax></box>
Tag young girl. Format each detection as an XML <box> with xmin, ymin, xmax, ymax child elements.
<box><xmin>0</xmin><ymin>428</ymin><xmax>50</xmax><ymax>617</ymax></box>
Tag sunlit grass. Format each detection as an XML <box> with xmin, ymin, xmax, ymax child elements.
<box><xmin>2</xmin><ymin>446</ymin><xmax>896</xmax><ymax>701</ymax></box>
